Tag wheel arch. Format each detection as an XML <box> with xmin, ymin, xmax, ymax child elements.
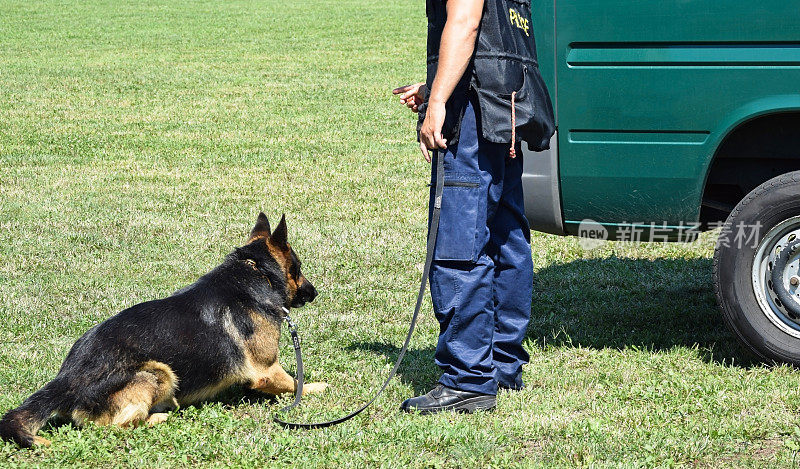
<box><xmin>699</xmin><ymin>96</ymin><xmax>800</xmax><ymax>226</ymax></box>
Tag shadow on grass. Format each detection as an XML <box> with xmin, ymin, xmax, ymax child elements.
<box><xmin>211</xmin><ymin>386</ymin><xmax>280</xmax><ymax>407</ymax></box>
<box><xmin>346</xmin><ymin>342</ymin><xmax>439</xmax><ymax>395</ymax></box>
<box><xmin>529</xmin><ymin>256</ymin><xmax>758</xmax><ymax>367</ymax></box>
<box><xmin>351</xmin><ymin>256</ymin><xmax>760</xmax><ymax>380</ymax></box>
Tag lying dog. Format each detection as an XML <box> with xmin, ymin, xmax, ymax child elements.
<box><xmin>0</xmin><ymin>213</ymin><xmax>327</xmax><ymax>448</ymax></box>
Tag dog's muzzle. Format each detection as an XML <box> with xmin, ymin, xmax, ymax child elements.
<box><xmin>291</xmin><ymin>281</ymin><xmax>318</xmax><ymax>307</ymax></box>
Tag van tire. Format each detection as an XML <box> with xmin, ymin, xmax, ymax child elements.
<box><xmin>713</xmin><ymin>170</ymin><xmax>800</xmax><ymax>365</ymax></box>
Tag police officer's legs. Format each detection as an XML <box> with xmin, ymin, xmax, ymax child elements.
<box><xmin>487</xmin><ymin>154</ymin><xmax>533</xmax><ymax>391</ymax></box>
<box><xmin>401</xmin><ymin>98</ymin><xmax>532</xmax><ymax>413</ymax></box>
<box><xmin>429</xmin><ymin>98</ymin><xmax>498</xmax><ymax>396</ymax></box>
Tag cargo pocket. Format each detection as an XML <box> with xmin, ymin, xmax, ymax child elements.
<box><xmin>433</xmin><ymin>174</ymin><xmax>482</xmax><ymax>262</ymax></box>
<box><xmin>473</xmin><ymin>66</ymin><xmax>533</xmax><ymax>144</ymax></box>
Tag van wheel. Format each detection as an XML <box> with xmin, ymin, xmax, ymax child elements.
<box><xmin>713</xmin><ymin>171</ymin><xmax>800</xmax><ymax>364</ymax></box>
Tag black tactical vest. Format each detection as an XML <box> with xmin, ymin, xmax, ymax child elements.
<box><xmin>420</xmin><ymin>0</ymin><xmax>555</xmax><ymax>151</ymax></box>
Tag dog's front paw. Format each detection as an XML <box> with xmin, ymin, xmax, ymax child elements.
<box><xmin>302</xmin><ymin>382</ymin><xmax>328</xmax><ymax>395</ymax></box>
<box><xmin>145</xmin><ymin>413</ymin><xmax>170</xmax><ymax>426</ymax></box>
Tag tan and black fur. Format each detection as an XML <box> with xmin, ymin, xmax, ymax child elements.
<box><xmin>0</xmin><ymin>213</ymin><xmax>326</xmax><ymax>448</ymax></box>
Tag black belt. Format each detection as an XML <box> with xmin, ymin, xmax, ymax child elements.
<box><xmin>273</xmin><ymin>151</ymin><xmax>445</xmax><ymax>429</ymax></box>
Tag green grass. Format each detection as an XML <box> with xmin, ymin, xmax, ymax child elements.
<box><xmin>2</xmin><ymin>1</ymin><xmax>800</xmax><ymax>467</ymax></box>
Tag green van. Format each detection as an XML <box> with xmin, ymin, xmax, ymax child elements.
<box><xmin>522</xmin><ymin>1</ymin><xmax>800</xmax><ymax>364</ymax></box>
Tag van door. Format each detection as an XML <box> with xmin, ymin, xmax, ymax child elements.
<box><xmin>554</xmin><ymin>0</ymin><xmax>800</xmax><ymax>235</ymax></box>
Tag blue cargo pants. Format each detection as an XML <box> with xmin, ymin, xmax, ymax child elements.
<box><xmin>428</xmin><ymin>96</ymin><xmax>534</xmax><ymax>396</ymax></box>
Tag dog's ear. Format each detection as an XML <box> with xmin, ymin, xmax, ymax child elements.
<box><xmin>248</xmin><ymin>212</ymin><xmax>271</xmax><ymax>242</ymax></box>
<box><xmin>270</xmin><ymin>214</ymin><xmax>288</xmax><ymax>249</ymax></box>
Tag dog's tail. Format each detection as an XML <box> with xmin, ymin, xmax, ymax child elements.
<box><xmin>1</xmin><ymin>379</ymin><xmax>66</xmax><ymax>448</ymax></box>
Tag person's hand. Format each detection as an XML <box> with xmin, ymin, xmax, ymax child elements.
<box><xmin>392</xmin><ymin>83</ymin><xmax>427</xmax><ymax>113</ymax></box>
<box><xmin>418</xmin><ymin>99</ymin><xmax>447</xmax><ymax>163</ymax></box>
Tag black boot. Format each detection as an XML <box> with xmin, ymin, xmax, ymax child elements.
<box><xmin>400</xmin><ymin>384</ymin><xmax>496</xmax><ymax>415</ymax></box>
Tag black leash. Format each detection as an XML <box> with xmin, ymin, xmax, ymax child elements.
<box><xmin>273</xmin><ymin>150</ymin><xmax>444</xmax><ymax>429</ymax></box>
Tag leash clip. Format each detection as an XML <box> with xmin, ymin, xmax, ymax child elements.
<box><xmin>281</xmin><ymin>307</ymin><xmax>301</xmax><ymax>350</ymax></box>
<box><xmin>283</xmin><ymin>316</ymin><xmax>296</xmax><ymax>330</ymax></box>
<box><xmin>281</xmin><ymin>306</ymin><xmax>293</xmax><ymax>326</ymax></box>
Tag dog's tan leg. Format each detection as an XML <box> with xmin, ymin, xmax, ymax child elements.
<box><xmin>301</xmin><ymin>382</ymin><xmax>329</xmax><ymax>395</ymax></box>
<box><xmin>101</xmin><ymin>377</ymin><xmax>155</xmax><ymax>427</ymax></box>
<box><xmin>147</xmin><ymin>396</ymin><xmax>178</xmax><ymax>427</ymax></box>
<box><xmin>32</xmin><ymin>436</ymin><xmax>52</xmax><ymax>447</ymax></box>
<box><xmin>93</xmin><ymin>361</ymin><xmax>178</xmax><ymax>428</ymax></box>
<box><xmin>145</xmin><ymin>413</ymin><xmax>170</xmax><ymax>426</ymax></box>
<box><xmin>250</xmin><ymin>363</ymin><xmax>328</xmax><ymax>396</ymax></box>
<box><xmin>151</xmin><ymin>396</ymin><xmax>179</xmax><ymax>414</ymax></box>
<box><xmin>141</xmin><ymin>361</ymin><xmax>179</xmax><ymax>411</ymax></box>
<box><xmin>250</xmin><ymin>362</ymin><xmax>295</xmax><ymax>395</ymax></box>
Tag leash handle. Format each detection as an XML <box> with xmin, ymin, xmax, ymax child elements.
<box><xmin>273</xmin><ymin>150</ymin><xmax>445</xmax><ymax>429</ymax></box>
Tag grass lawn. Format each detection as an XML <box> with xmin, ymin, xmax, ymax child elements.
<box><xmin>2</xmin><ymin>0</ymin><xmax>800</xmax><ymax>467</ymax></box>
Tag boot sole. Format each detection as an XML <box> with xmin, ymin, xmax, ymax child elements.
<box><xmin>411</xmin><ymin>395</ymin><xmax>497</xmax><ymax>415</ymax></box>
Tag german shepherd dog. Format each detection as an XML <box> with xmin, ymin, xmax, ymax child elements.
<box><xmin>0</xmin><ymin>213</ymin><xmax>327</xmax><ymax>448</ymax></box>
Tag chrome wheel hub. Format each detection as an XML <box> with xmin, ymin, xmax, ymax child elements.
<box><xmin>752</xmin><ymin>216</ymin><xmax>800</xmax><ymax>337</ymax></box>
